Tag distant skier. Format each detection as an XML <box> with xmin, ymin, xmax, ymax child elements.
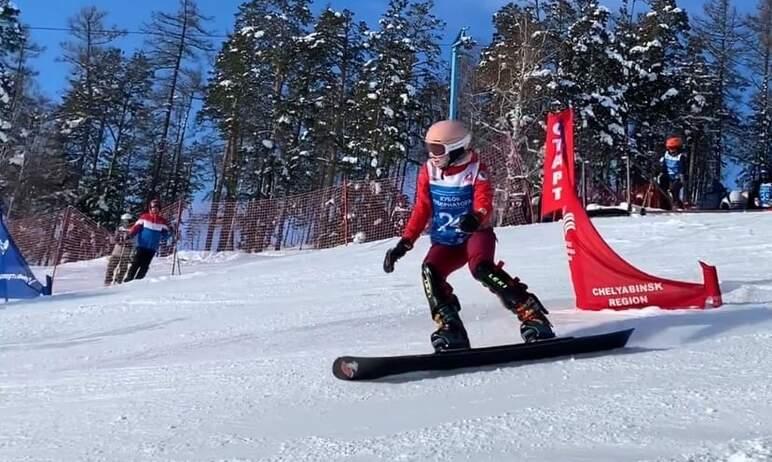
<box><xmin>382</xmin><ymin>120</ymin><xmax>555</xmax><ymax>352</ymax></box>
<box><xmin>659</xmin><ymin>135</ymin><xmax>688</xmax><ymax>209</ymax></box>
<box><xmin>124</xmin><ymin>199</ymin><xmax>172</xmax><ymax>282</ymax></box>
<box><xmin>103</xmin><ymin>213</ymin><xmax>134</xmax><ymax>286</ymax></box>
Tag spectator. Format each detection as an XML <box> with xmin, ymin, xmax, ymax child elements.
<box><xmin>390</xmin><ymin>194</ymin><xmax>411</xmax><ymax>236</ymax></box>
<box><xmin>124</xmin><ymin>199</ymin><xmax>172</xmax><ymax>282</ymax></box>
<box><xmin>658</xmin><ymin>135</ymin><xmax>688</xmax><ymax>209</ymax></box>
<box><xmin>103</xmin><ymin>213</ymin><xmax>135</xmax><ymax>286</ymax></box>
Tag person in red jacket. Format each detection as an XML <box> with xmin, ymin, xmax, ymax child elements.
<box><xmin>124</xmin><ymin>199</ymin><xmax>172</xmax><ymax>282</ymax></box>
<box><xmin>383</xmin><ymin>120</ymin><xmax>555</xmax><ymax>352</ymax></box>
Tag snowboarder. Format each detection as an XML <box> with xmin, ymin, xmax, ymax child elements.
<box><xmin>382</xmin><ymin>120</ymin><xmax>555</xmax><ymax>352</ymax></box>
<box><xmin>124</xmin><ymin>199</ymin><xmax>172</xmax><ymax>282</ymax></box>
<box><xmin>658</xmin><ymin>135</ymin><xmax>687</xmax><ymax>209</ymax></box>
<box><xmin>103</xmin><ymin>213</ymin><xmax>135</xmax><ymax>286</ymax></box>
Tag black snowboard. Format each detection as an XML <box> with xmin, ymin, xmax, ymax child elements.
<box><xmin>333</xmin><ymin>328</ymin><xmax>634</xmax><ymax>381</ymax></box>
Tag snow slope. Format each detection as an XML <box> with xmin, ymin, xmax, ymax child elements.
<box><xmin>2</xmin><ymin>212</ymin><xmax>772</xmax><ymax>462</ymax></box>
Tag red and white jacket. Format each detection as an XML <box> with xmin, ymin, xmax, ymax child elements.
<box><xmin>402</xmin><ymin>151</ymin><xmax>493</xmax><ymax>246</ymax></box>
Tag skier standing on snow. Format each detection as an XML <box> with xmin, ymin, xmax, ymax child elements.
<box><xmin>659</xmin><ymin>135</ymin><xmax>688</xmax><ymax>209</ymax></box>
<box><xmin>382</xmin><ymin>120</ymin><xmax>555</xmax><ymax>352</ymax></box>
<box><xmin>103</xmin><ymin>213</ymin><xmax>135</xmax><ymax>285</ymax></box>
<box><xmin>124</xmin><ymin>199</ymin><xmax>172</xmax><ymax>282</ymax></box>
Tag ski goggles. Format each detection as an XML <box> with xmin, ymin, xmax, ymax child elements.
<box><xmin>425</xmin><ymin>133</ymin><xmax>472</xmax><ymax>159</ymax></box>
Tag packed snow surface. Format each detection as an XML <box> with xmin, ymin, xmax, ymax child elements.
<box><xmin>2</xmin><ymin>212</ymin><xmax>772</xmax><ymax>461</ymax></box>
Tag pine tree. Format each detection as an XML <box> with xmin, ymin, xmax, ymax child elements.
<box><xmin>142</xmin><ymin>0</ymin><xmax>212</xmax><ymax>202</ymax></box>
<box><xmin>559</xmin><ymin>1</ymin><xmax>626</xmax><ymax>192</ymax></box>
<box><xmin>0</xmin><ymin>0</ymin><xmax>24</xmax><ymax>146</ymax></box>
<box><xmin>621</xmin><ymin>0</ymin><xmax>691</xmax><ymax>180</ymax></box>
<box><xmin>475</xmin><ymin>3</ymin><xmax>550</xmax><ymax>192</ymax></box>
<box><xmin>696</xmin><ymin>0</ymin><xmax>748</xmax><ymax>180</ymax></box>
<box><xmin>300</xmin><ymin>8</ymin><xmax>368</xmax><ymax>189</ymax></box>
<box><xmin>351</xmin><ymin>0</ymin><xmax>444</xmax><ymax>179</ymax></box>
<box><xmin>56</xmin><ymin>7</ymin><xmax>126</xmax><ymax>221</ymax></box>
<box><xmin>744</xmin><ymin>0</ymin><xmax>772</xmax><ymax>183</ymax></box>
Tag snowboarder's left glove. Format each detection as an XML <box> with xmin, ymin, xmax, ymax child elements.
<box><xmin>383</xmin><ymin>238</ymin><xmax>413</xmax><ymax>273</ymax></box>
<box><xmin>458</xmin><ymin>213</ymin><xmax>481</xmax><ymax>233</ymax></box>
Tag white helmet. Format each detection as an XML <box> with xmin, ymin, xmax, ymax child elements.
<box><xmin>120</xmin><ymin>213</ymin><xmax>133</xmax><ymax>221</ymax></box>
<box><xmin>424</xmin><ymin>120</ymin><xmax>472</xmax><ymax>169</ymax></box>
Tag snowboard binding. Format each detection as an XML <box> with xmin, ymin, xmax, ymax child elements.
<box><xmin>473</xmin><ymin>261</ymin><xmax>555</xmax><ymax>343</ymax></box>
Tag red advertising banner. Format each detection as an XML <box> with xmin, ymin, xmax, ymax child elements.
<box><xmin>541</xmin><ymin>109</ymin><xmax>576</xmax><ymax>217</ymax></box>
<box><xmin>541</xmin><ymin>108</ymin><xmax>723</xmax><ymax>310</ymax></box>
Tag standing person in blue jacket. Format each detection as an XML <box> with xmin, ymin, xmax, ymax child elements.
<box><xmin>124</xmin><ymin>199</ymin><xmax>172</xmax><ymax>282</ymax></box>
<box><xmin>659</xmin><ymin>135</ymin><xmax>688</xmax><ymax>209</ymax></box>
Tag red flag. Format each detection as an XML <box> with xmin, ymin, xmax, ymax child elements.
<box><xmin>541</xmin><ymin>109</ymin><xmax>576</xmax><ymax>217</ymax></box>
<box><xmin>540</xmin><ymin>108</ymin><xmax>722</xmax><ymax>310</ymax></box>
<box><xmin>562</xmin><ymin>190</ymin><xmax>722</xmax><ymax>310</ymax></box>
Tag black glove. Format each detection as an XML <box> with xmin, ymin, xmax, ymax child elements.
<box><xmin>458</xmin><ymin>213</ymin><xmax>481</xmax><ymax>233</ymax></box>
<box><xmin>383</xmin><ymin>238</ymin><xmax>413</xmax><ymax>273</ymax></box>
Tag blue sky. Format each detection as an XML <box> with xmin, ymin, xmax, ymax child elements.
<box><xmin>16</xmin><ymin>0</ymin><xmax>740</xmax><ymax>100</ymax></box>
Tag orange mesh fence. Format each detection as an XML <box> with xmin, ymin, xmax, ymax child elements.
<box><xmin>173</xmin><ymin>177</ymin><xmax>412</xmax><ymax>252</ymax></box>
<box><xmin>8</xmin><ymin>207</ymin><xmax>113</xmax><ymax>267</ymax></box>
<box><xmin>5</xmin><ymin>136</ymin><xmax>535</xmax><ymax>290</ymax></box>
<box><xmin>476</xmin><ymin>133</ymin><xmax>535</xmax><ymax>226</ymax></box>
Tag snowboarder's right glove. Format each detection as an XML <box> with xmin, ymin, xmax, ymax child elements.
<box><xmin>383</xmin><ymin>238</ymin><xmax>413</xmax><ymax>273</ymax></box>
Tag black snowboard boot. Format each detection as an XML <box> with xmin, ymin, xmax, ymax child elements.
<box><xmin>430</xmin><ymin>296</ymin><xmax>470</xmax><ymax>352</ymax></box>
<box><xmin>422</xmin><ymin>263</ymin><xmax>470</xmax><ymax>352</ymax></box>
<box><xmin>474</xmin><ymin>261</ymin><xmax>555</xmax><ymax>343</ymax></box>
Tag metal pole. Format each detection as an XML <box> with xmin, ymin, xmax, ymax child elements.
<box><xmin>171</xmin><ymin>200</ymin><xmax>184</xmax><ymax>276</ymax></box>
<box><xmin>448</xmin><ymin>28</ymin><xmax>469</xmax><ymax>120</ymax></box>
<box><xmin>581</xmin><ymin>160</ymin><xmax>588</xmax><ymax>209</ymax></box>
<box><xmin>342</xmin><ymin>176</ymin><xmax>349</xmax><ymax>246</ymax></box>
<box><xmin>51</xmin><ymin>206</ymin><xmax>72</xmax><ymax>284</ymax></box>
<box><xmin>625</xmin><ymin>156</ymin><xmax>632</xmax><ymax>212</ymax></box>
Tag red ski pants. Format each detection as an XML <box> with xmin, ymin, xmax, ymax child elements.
<box><xmin>423</xmin><ymin>228</ymin><xmax>496</xmax><ymax>299</ymax></box>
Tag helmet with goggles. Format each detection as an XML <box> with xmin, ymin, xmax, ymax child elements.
<box><xmin>425</xmin><ymin>120</ymin><xmax>472</xmax><ymax>169</ymax></box>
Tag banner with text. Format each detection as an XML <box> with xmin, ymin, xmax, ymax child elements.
<box><xmin>542</xmin><ymin>109</ymin><xmax>723</xmax><ymax>310</ymax></box>
<box><xmin>541</xmin><ymin>109</ymin><xmax>575</xmax><ymax>217</ymax></box>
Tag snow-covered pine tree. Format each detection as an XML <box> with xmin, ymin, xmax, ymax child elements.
<box><xmin>300</xmin><ymin>8</ymin><xmax>368</xmax><ymax>189</ymax></box>
<box><xmin>0</xmin><ymin>0</ymin><xmax>24</xmax><ymax>146</ymax></box>
<box><xmin>743</xmin><ymin>0</ymin><xmax>772</xmax><ymax>184</ymax></box>
<box><xmin>475</xmin><ymin>3</ymin><xmax>550</xmax><ymax>198</ymax></box>
<box><xmin>622</xmin><ymin>0</ymin><xmax>691</xmax><ymax>180</ymax></box>
<box><xmin>696</xmin><ymin>0</ymin><xmax>748</xmax><ymax>180</ymax></box>
<box><xmin>98</xmin><ymin>52</ymin><xmax>157</xmax><ymax>225</ymax></box>
<box><xmin>56</xmin><ymin>7</ymin><xmax>127</xmax><ymax>222</ymax></box>
<box><xmin>142</xmin><ymin>0</ymin><xmax>212</xmax><ymax>203</ymax></box>
<box><xmin>351</xmin><ymin>0</ymin><xmax>444</xmax><ymax>180</ymax></box>
<box><xmin>558</xmin><ymin>1</ymin><xmax>626</xmax><ymax>194</ymax></box>
<box><xmin>201</xmin><ymin>4</ymin><xmax>268</xmax><ymax>204</ymax></box>
<box><xmin>3</xmin><ymin>99</ymin><xmax>72</xmax><ymax>218</ymax></box>
<box><xmin>228</xmin><ymin>0</ymin><xmax>313</xmax><ymax>199</ymax></box>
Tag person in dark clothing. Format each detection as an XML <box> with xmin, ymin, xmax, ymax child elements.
<box><xmin>124</xmin><ymin>199</ymin><xmax>172</xmax><ymax>282</ymax></box>
<box><xmin>658</xmin><ymin>136</ymin><xmax>688</xmax><ymax>209</ymax></box>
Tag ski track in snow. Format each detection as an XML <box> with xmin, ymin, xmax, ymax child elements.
<box><xmin>2</xmin><ymin>213</ymin><xmax>772</xmax><ymax>461</ymax></box>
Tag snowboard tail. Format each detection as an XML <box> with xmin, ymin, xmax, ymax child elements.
<box><xmin>333</xmin><ymin>328</ymin><xmax>634</xmax><ymax>381</ymax></box>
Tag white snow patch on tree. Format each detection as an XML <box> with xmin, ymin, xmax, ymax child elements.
<box><xmin>262</xmin><ymin>139</ymin><xmax>274</xmax><ymax>149</ymax></box>
<box><xmin>662</xmin><ymin>88</ymin><xmax>679</xmax><ymax>99</ymax></box>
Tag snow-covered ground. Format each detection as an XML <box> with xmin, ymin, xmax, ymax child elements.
<box><xmin>2</xmin><ymin>212</ymin><xmax>772</xmax><ymax>461</ymax></box>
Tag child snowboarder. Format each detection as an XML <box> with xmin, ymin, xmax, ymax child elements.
<box><xmin>383</xmin><ymin>120</ymin><xmax>555</xmax><ymax>352</ymax></box>
<box><xmin>659</xmin><ymin>135</ymin><xmax>687</xmax><ymax>209</ymax></box>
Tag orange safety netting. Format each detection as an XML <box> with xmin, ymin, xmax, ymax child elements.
<box><xmin>8</xmin><ymin>135</ymin><xmax>534</xmax><ymax>267</ymax></box>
